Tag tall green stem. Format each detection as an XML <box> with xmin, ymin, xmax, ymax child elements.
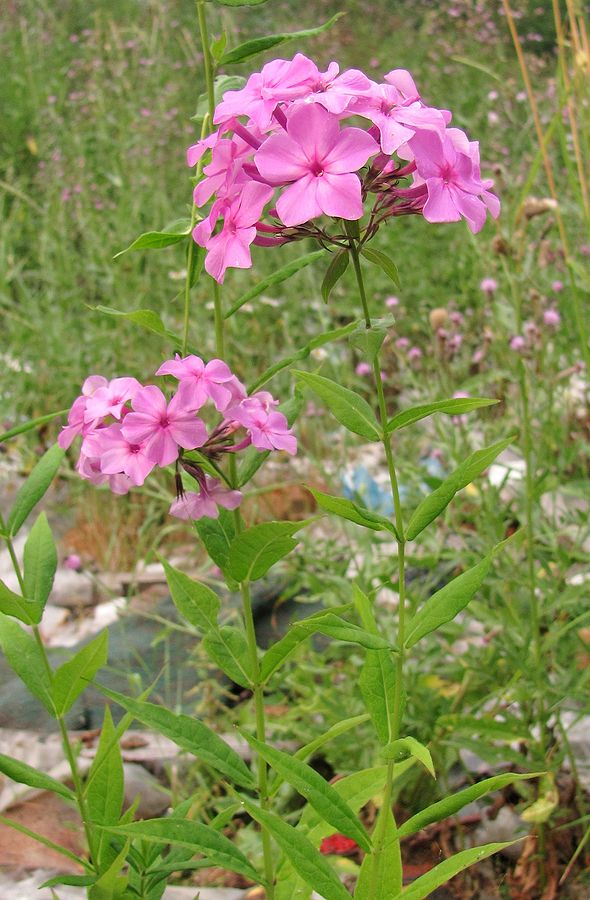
<box><xmin>346</xmin><ymin>225</ymin><xmax>407</xmax><ymax>893</ymax></box>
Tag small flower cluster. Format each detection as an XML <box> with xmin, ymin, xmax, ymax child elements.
<box><xmin>188</xmin><ymin>54</ymin><xmax>500</xmax><ymax>282</ymax></box>
<box><xmin>58</xmin><ymin>357</ymin><xmax>296</xmax><ymax>519</ymax></box>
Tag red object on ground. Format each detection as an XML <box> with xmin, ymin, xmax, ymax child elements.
<box><xmin>320</xmin><ymin>834</ymin><xmax>359</xmax><ymax>856</ymax></box>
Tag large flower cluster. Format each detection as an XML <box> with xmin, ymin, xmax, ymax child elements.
<box><xmin>58</xmin><ymin>357</ymin><xmax>296</xmax><ymax>519</ymax></box>
<box><xmin>188</xmin><ymin>55</ymin><xmax>500</xmax><ymax>282</ymax></box>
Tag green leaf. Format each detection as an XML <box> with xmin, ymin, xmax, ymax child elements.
<box><xmin>0</xmin><ymin>616</ymin><xmax>55</xmax><ymax>714</ymax></box>
<box><xmin>404</xmin><ymin>555</ymin><xmax>492</xmax><ymax>648</ymax></box>
<box><xmin>349</xmin><ymin>317</ymin><xmax>393</xmax><ymax>362</ymax></box>
<box><xmin>354</xmin><ymin>806</ymin><xmax>401</xmax><ymax>899</ymax></box>
<box><xmin>291</xmin><ymin>715</ymin><xmax>370</xmax><ymax>768</ymax></box>
<box><xmin>88</xmin><ymin>838</ymin><xmax>129</xmax><ymax>899</ymax></box>
<box><xmin>102</xmin><ymin>818</ymin><xmax>260</xmax><ymax>883</ymax></box>
<box><xmin>94</xmin><ymin>684</ymin><xmax>255</xmax><ymax>788</ymax></box>
<box><xmin>249</xmin><ymin>320</ymin><xmax>360</xmax><ymax>395</ymax></box>
<box><xmin>215</xmin><ymin>0</ymin><xmax>270</xmax><ymax>6</ymax></box>
<box><xmin>0</xmin><ymin>580</ymin><xmax>37</xmax><ymax>625</ymax></box>
<box><xmin>360</xmin><ymin>246</ymin><xmax>400</xmax><ymax>288</ymax></box>
<box><xmin>220</xmin><ymin>14</ymin><xmax>343</xmax><ymax>65</ymax></box>
<box><xmin>321</xmin><ymin>249</ymin><xmax>349</xmax><ymax>304</ymax></box>
<box><xmin>0</xmin><ymin>409</ymin><xmax>69</xmax><ymax>444</ymax></box>
<box><xmin>195</xmin><ymin>509</ymin><xmax>238</xmax><ymax>590</ymax></box>
<box><xmin>382</xmin><ymin>737</ymin><xmax>435</xmax><ymax>777</ymax></box>
<box><xmin>90</xmin><ymin>306</ymin><xmax>178</xmax><ymax>343</ymax></box>
<box><xmin>40</xmin><ymin>875</ymin><xmax>95</xmax><ymax>889</ymax></box>
<box><xmin>0</xmin><ymin>752</ymin><xmax>75</xmax><ymax>801</ymax></box>
<box><xmin>85</xmin><ymin>708</ymin><xmax>124</xmax><ymax>823</ymax></box>
<box><xmin>353</xmin><ymin>584</ymin><xmax>396</xmax><ymax>745</ymax></box>
<box><xmin>239</xmin><ymin>796</ymin><xmax>351</xmax><ymax>900</ymax></box>
<box><xmin>187</xmin><ymin>241</ymin><xmax>205</xmax><ymax>288</ymax></box>
<box><xmin>399</xmin><ymin>842</ymin><xmax>517</xmax><ymax>899</ymax></box>
<box><xmin>405</xmin><ymin>435</ymin><xmax>515</xmax><ymax>540</ymax></box>
<box><xmin>227</xmin><ymin>520</ymin><xmax>306</xmax><ymax>582</ymax></box>
<box><xmin>243</xmin><ymin>733</ymin><xmax>371</xmax><ymax>851</ymax></box>
<box><xmin>294</xmin><ymin>371</ymin><xmax>381</xmax><ymax>441</ymax></box>
<box><xmin>203</xmin><ymin>625</ymin><xmax>253</xmax><ymax>688</ymax></box>
<box><xmin>397</xmin><ymin>773</ymin><xmax>539</xmax><ymax>840</ymax></box>
<box><xmin>260</xmin><ymin>606</ymin><xmax>337</xmax><ymax>682</ymax></box>
<box><xmin>210</xmin><ymin>31</ymin><xmax>227</xmax><ymax>63</ymax></box>
<box><xmin>225</xmin><ymin>250</ymin><xmax>325</xmax><ymax>318</ymax></box>
<box><xmin>23</xmin><ymin>512</ymin><xmax>56</xmax><ymax>615</ymax></box>
<box><xmin>7</xmin><ymin>444</ymin><xmax>64</xmax><ymax>536</ymax></box>
<box><xmin>308</xmin><ymin>487</ymin><xmax>398</xmax><ymax>537</ymax></box>
<box><xmin>113</xmin><ymin>219</ymin><xmax>191</xmax><ymax>258</ymax></box>
<box><xmin>387</xmin><ymin>397</ymin><xmax>499</xmax><ymax>434</ymax></box>
<box><xmin>162</xmin><ymin>561</ymin><xmax>219</xmax><ymax>632</ymax></box>
<box><xmin>437</xmin><ymin>714</ymin><xmax>530</xmax><ymax>744</ymax></box>
<box><xmin>298</xmin><ymin>612</ymin><xmax>391</xmax><ymax>650</ymax></box>
<box><xmin>53</xmin><ymin>630</ymin><xmax>109</xmax><ymax>716</ymax></box>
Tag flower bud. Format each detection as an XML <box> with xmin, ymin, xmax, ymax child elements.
<box><xmin>429</xmin><ymin>307</ymin><xmax>448</xmax><ymax>330</ymax></box>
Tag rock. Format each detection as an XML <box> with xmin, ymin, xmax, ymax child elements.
<box><xmin>0</xmin><ymin>869</ymin><xmax>247</xmax><ymax>898</ymax></box>
<box><xmin>471</xmin><ymin>805</ymin><xmax>528</xmax><ymax>860</ymax></box>
<box><xmin>122</xmin><ymin>762</ymin><xmax>169</xmax><ymax>818</ymax></box>
<box><xmin>49</xmin><ymin>568</ymin><xmax>94</xmax><ymax>609</ymax></box>
<box><xmin>560</xmin><ymin>713</ymin><xmax>590</xmax><ymax>790</ymax></box>
<box><xmin>0</xmin><ymin>792</ymin><xmax>84</xmax><ymax>872</ymax></box>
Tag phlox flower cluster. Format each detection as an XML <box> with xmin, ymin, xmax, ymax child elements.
<box><xmin>58</xmin><ymin>357</ymin><xmax>296</xmax><ymax>519</ymax></box>
<box><xmin>188</xmin><ymin>54</ymin><xmax>500</xmax><ymax>282</ymax></box>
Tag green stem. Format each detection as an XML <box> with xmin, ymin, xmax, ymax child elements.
<box><xmin>346</xmin><ymin>224</ymin><xmax>407</xmax><ymax>895</ymax></box>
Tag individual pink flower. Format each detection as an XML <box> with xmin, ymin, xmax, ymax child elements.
<box><xmin>396</xmin><ymin>337</ymin><xmax>410</xmax><ymax>350</ymax></box>
<box><xmin>255</xmin><ymin>104</ymin><xmax>378</xmax><ymax>226</ymax></box>
<box><xmin>355</xmin><ymin>362</ymin><xmax>371</xmax><ymax>376</ymax></box>
<box><xmin>230</xmin><ymin>393</ymin><xmax>296</xmax><ymax>455</ymax></box>
<box><xmin>64</xmin><ymin>554</ymin><xmax>82</xmax><ymax>571</ymax></box>
<box><xmin>193</xmin><ymin>181</ymin><xmax>273</xmax><ymax>283</ymax></box>
<box><xmin>122</xmin><ymin>385</ymin><xmax>207</xmax><ymax>467</ymax></box>
<box><xmin>480</xmin><ymin>277</ymin><xmax>498</xmax><ymax>294</ymax></box>
<box><xmin>156</xmin><ymin>355</ymin><xmax>237</xmax><ymax>412</ymax></box>
<box><xmin>77</xmin><ymin>451</ymin><xmax>131</xmax><ymax>494</ymax></box>
<box><xmin>87</xmin><ymin>423</ymin><xmax>156</xmax><ymax>486</ymax></box>
<box><xmin>551</xmin><ymin>280</ymin><xmax>563</xmax><ymax>292</ymax></box>
<box><xmin>302</xmin><ymin>61</ymin><xmax>372</xmax><ymax>114</ymax></box>
<box><xmin>408</xmin><ymin>346</ymin><xmax>422</xmax><ymax>361</ymax></box>
<box><xmin>385</xmin><ymin>296</ymin><xmax>399</xmax><ymax>308</ymax></box>
<box><xmin>510</xmin><ymin>335</ymin><xmax>526</xmax><ymax>352</ymax></box>
<box><xmin>169</xmin><ymin>478</ymin><xmax>243</xmax><ymax>520</ymax></box>
<box><xmin>58</xmin><ymin>375</ymin><xmax>108</xmax><ymax>449</ymax></box>
<box><xmin>543</xmin><ymin>308</ymin><xmax>560</xmax><ymax>328</ymax></box>
<box><xmin>84</xmin><ymin>376</ymin><xmax>141</xmax><ymax>422</ymax></box>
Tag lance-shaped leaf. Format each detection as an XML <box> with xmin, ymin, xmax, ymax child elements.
<box><xmin>0</xmin><ymin>409</ymin><xmax>69</xmax><ymax>444</ymax></box>
<box><xmin>360</xmin><ymin>246</ymin><xmax>400</xmax><ymax>287</ymax></box>
<box><xmin>227</xmin><ymin>520</ymin><xmax>308</xmax><ymax>583</ymax></box>
<box><xmin>404</xmin><ymin>554</ymin><xmax>492</xmax><ymax>649</ymax></box>
<box><xmin>239</xmin><ymin>795</ymin><xmax>351</xmax><ymax>900</ymax></box>
<box><xmin>220</xmin><ymin>14</ymin><xmax>344</xmax><ymax>65</ymax></box>
<box><xmin>203</xmin><ymin>625</ymin><xmax>253</xmax><ymax>688</ymax></box>
<box><xmin>387</xmin><ymin>397</ymin><xmax>499</xmax><ymax>434</ymax></box>
<box><xmin>225</xmin><ymin>250</ymin><xmax>325</xmax><ymax>318</ymax></box>
<box><xmin>7</xmin><ymin>444</ymin><xmax>64</xmax><ymax>536</ymax></box>
<box><xmin>0</xmin><ymin>753</ymin><xmax>75</xmax><ymax>802</ymax></box>
<box><xmin>52</xmin><ymin>629</ymin><xmax>109</xmax><ymax>716</ymax></box>
<box><xmin>353</xmin><ymin>583</ymin><xmax>396</xmax><ymax>745</ymax></box>
<box><xmin>0</xmin><ymin>580</ymin><xmax>38</xmax><ymax>625</ymax></box>
<box><xmin>308</xmin><ymin>487</ymin><xmax>398</xmax><ymax>538</ymax></box>
<box><xmin>100</xmin><ymin>818</ymin><xmax>260</xmax><ymax>884</ymax></box>
<box><xmin>399</xmin><ymin>842</ymin><xmax>517</xmax><ymax>899</ymax></box>
<box><xmin>382</xmin><ymin>737</ymin><xmax>435</xmax><ymax>778</ymax></box>
<box><xmin>113</xmin><ymin>219</ymin><xmax>191</xmax><ymax>258</ymax></box>
<box><xmin>195</xmin><ymin>509</ymin><xmax>238</xmax><ymax>590</ymax></box>
<box><xmin>259</xmin><ymin>605</ymin><xmax>352</xmax><ymax>682</ymax></box>
<box><xmin>349</xmin><ymin>317</ymin><xmax>394</xmax><ymax>362</ymax></box>
<box><xmin>163</xmin><ymin>561</ymin><xmax>219</xmax><ymax>632</ymax></box>
<box><xmin>23</xmin><ymin>512</ymin><xmax>57</xmax><ymax>615</ymax></box>
<box><xmin>90</xmin><ymin>306</ymin><xmax>178</xmax><ymax>343</ymax></box>
<box><xmin>215</xmin><ymin>0</ymin><xmax>269</xmax><ymax>6</ymax></box>
<box><xmin>354</xmin><ymin>805</ymin><xmax>401</xmax><ymax>899</ymax></box>
<box><xmin>0</xmin><ymin>616</ymin><xmax>55</xmax><ymax>714</ymax></box>
<box><xmin>297</xmin><ymin>612</ymin><xmax>391</xmax><ymax>650</ymax></box>
<box><xmin>294</xmin><ymin>371</ymin><xmax>381</xmax><ymax>441</ymax></box>
<box><xmin>94</xmin><ymin>684</ymin><xmax>255</xmax><ymax>788</ymax></box>
<box><xmin>398</xmin><ymin>772</ymin><xmax>540</xmax><ymax>839</ymax></box>
<box><xmin>405</xmin><ymin>435</ymin><xmax>515</xmax><ymax>541</ymax></box>
<box><xmin>321</xmin><ymin>249</ymin><xmax>349</xmax><ymax>304</ymax></box>
<box><xmin>242</xmin><ymin>732</ymin><xmax>371</xmax><ymax>851</ymax></box>
<box><xmin>85</xmin><ymin>707</ymin><xmax>124</xmax><ymax>873</ymax></box>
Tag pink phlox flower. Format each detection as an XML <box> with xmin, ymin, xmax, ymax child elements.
<box><xmin>384</xmin><ymin>69</ymin><xmax>420</xmax><ymax>100</ymax></box>
<box><xmin>351</xmin><ymin>83</ymin><xmax>416</xmax><ymax>155</ymax></box>
<box><xmin>57</xmin><ymin>375</ymin><xmax>108</xmax><ymax>449</ymax></box>
<box><xmin>187</xmin><ymin>130</ymin><xmax>220</xmax><ymax>168</ymax></box>
<box><xmin>255</xmin><ymin>104</ymin><xmax>378</xmax><ymax>226</ymax></box>
<box><xmin>87</xmin><ymin>423</ymin><xmax>156</xmax><ymax>486</ymax></box>
<box><xmin>302</xmin><ymin>62</ymin><xmax>372</xmax><ymax>114</ymax></box>
<box><xmin>230</xmin><ymin>393</ymin><xmax>296</xmax><ymax>455</ymax></box>
<box><xmin>409</xmin><ymin>128</ymin><xmax>495</xmax><ymax>233</ymax></box>
<box><xmin>193</xmin><ymin>181</ymin><xmax>274</xmax><ymax>283</ymax></box>
<box><xmin>193</xmin><ymin>133</ymin><xmax>260</xmax><ymax>207</ymax></box>
<box><xmin>214</xmin><ymin>54</ymin><xmax>318</xmax><ymax>130</ymax></box>
<box><xmin>84</xmin><ymin>376</ymin><xmax>141</xmax><ymax>422</ymax></box>
<box><xmin>156</xmin><ymin>354</ymin><xmax>236</xmax><ymax>412</ymax></box>
<box><xmin>122</xmin><ymin>385</ymin><xmax>208</xmax><ymax>467</ymax></box>
<box><xmin>169</xmin><ymin>477</ymin><xmax>243</xmax><ymax>520</ymax></box>
<box><xmin>76</xmin><ymin>451</ymin><xmax>131</xmax><ymax>494</ymax></box>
